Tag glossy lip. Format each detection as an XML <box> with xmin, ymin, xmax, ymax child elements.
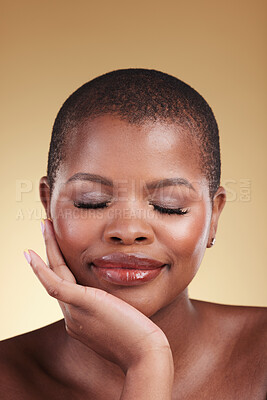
<box><xmin>91</xmin><ymin>252</ymin><xmax>167</xmax><ymax>270</ymax></box>
<box><xmin>91</xmin><ymin>265</ymin><xmax>166</xmax><ymax>286</ymax></box>
<box><xmin>91</xmin><ymin>252</ymin><xmax>169</xmax><ymax>286</ymax></box>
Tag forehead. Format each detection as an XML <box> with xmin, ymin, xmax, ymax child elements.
<box><xmin>61</xmin><ymin>115</ymin><xmax>203</xmax><ymax>185</ymax></box>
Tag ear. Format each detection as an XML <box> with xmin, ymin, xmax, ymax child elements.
<box><xmin>39</xmin><ymin>176</ymin><xmax>52</xmax><ymax>219</ymax></box>
<box><xmin>207</xmin><ymin>186</ymin><xmax>226</xmax><ymax>248</ymax></box>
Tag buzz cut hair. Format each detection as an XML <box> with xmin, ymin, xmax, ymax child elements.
<box><xmin>47</xmin><ymin>68</ymin><xmax>221</xmax><ymax>199</ymax></box>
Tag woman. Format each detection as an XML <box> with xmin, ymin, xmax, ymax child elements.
<box><xmin>1</xmin><ymin>69</ymin><xmax>266</xmax><ymax>399</ymax></box>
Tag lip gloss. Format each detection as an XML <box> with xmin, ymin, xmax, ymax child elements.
<box><xmin>91</xmin><ymin>265</ymin><xmax>166</xmax><ymax>286</ymax></box>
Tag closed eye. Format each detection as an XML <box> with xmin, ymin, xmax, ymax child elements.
<box><xmin>74</xmin><ymin>201</ymin><xmax>189</xmax><ymax>215</ymax></box>
<box><xmin>73</xmin><ymin>201</ymin><xmax>110</xmax><ymax>209</ymax></box>
<box><xmin>151</xmin><ymin>204</ymin><xmax>189</xmax><ymax>215</ymax></box>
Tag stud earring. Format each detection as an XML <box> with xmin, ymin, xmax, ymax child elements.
<box><xmin>210</xmin><ymin>237</ymin><xmax>216</xmax><ymax>247</ymax></box>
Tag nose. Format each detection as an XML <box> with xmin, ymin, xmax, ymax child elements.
<box><xmin>103</xmin><ymin>219</ymin><xmax>155</xmax><ymax>245</ymax></box>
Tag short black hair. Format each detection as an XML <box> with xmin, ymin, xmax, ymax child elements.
<box><xmin>47</xmin><ymin>68</ymin><xmax>221</xmax><ymax>198</ymax></box>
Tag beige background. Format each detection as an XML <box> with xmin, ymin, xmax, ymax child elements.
<box><xmin>1</xmin><ymin>0</ymin><xmax>266</xmax><ymax>340</ymax></box>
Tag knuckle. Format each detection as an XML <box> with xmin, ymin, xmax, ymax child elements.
<box><xmin>44</xmin><ymin>235</ymin><xmax>49</xmax><ymax>247</ymax></box>
<box><xmin>146</xmin><ymin>329</ymin><xmax>170</xmax><ymax>350</ymax></box>
<box><xmin>91</xmin><ymin>287</ymin><xmax>109</xmax><ymax>302</ymax></box>
<box><xmin>46</xmin><ymin>285</ymin><xmax>60</xmax><ymax>298</ymax></box>
<box><xmin>57</xmin><ymin>262</ymin><xmax>66</xmax><ymax>269</ymax></box>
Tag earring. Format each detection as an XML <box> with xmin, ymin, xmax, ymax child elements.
<box><xmin>210</xmin><ymin>237</ymin><xmax>216</xmax><ymax>247</ymax></box>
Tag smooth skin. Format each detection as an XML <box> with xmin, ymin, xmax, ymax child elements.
<box><xmin>0</xmin><ymin>115</ymin><xmax>266</xmax><ymax>399</ymax></box>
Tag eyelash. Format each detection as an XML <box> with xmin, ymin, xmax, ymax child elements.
<box><xmin>73</xmin><ymin>202</ymin><xmax>189</xmax><ymax>216</ymax></box>
<box><xmin>151</xmin><ymin>204</ymin><xmax>189</xmax><ymax>215</ymax></box>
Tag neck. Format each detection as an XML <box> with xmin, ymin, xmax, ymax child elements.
<box><xmin>150</xmin><ymin>289</ymin><xmax>200</xmax><ymax>366</ymax></box>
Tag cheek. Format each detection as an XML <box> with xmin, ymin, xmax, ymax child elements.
<box><xmin>155</xmin><ymin>206</ymin><xmax>210</xmax><ymax>264</ymax></box>
<box><xmin>51</xmin><ymin>207</ymin><xmax>105</xmax><ymax>264</ymax></box>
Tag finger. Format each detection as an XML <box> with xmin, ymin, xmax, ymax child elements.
<box><xmin>27</xmin><ymin>249</ymin><xmax>96</xmax><ymax>307</ymax></box>
<box><xmin>41</xmin><ymin>219</ymin><xmax>75</xmax><ymax>283</ymax></box>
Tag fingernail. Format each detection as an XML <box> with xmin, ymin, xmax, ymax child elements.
<box><xmin>23</xmin><ymin>249</ymin><xmax>31</xmax><ymax>264</ymax></box>
<box><xmin>41</xmin><ymin>218</ymin><xmax>45</xmax><ymax>236</ymax></box>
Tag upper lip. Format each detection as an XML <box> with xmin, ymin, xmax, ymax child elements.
<box><xmin>91</xmin><ymin>252</ymin><xmax>167</xmax><ymax>270</ymax></box>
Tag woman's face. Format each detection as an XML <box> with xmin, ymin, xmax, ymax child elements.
<box><xmin>41</xmin><ymin>115</ymin><xmax>225</xmax><ymax>317</ymax></box>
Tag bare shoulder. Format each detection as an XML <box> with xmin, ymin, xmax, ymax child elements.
<box><xmin>0</xmin><ymin>320</ymin><xmax>65</xmax><ymax>399</ymax></box>
<box><xmin>192</xmin><ymin>299</ymin><xmax>267</xmax><ymax>374</ymax></box>
<box><xmin>223</xmin><ymin>302</ymin><xmax>267</xmax><ymax>356</ymax></box>
<box><xmin>192</xmin><ymin>298</ymin><xmax>267</xmax><ymax>327</ymax></box>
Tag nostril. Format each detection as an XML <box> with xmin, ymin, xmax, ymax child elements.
<box><xmin>109</xmin><ymin>236</ymin><xmax>147</xmax><ymax>243</ymax></box>
<box><xmin>111</xmin><ymin>237</ymin><xmax>122</xmax><ymax>242</ymax></box>
<box><xmin>135</xmin><ymin>237</ymin><xmax>146</xmax><ymax>241</ymax></box>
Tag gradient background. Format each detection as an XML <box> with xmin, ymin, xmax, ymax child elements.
<box><xmin>1</xmin><ymin>0</ymin><xmax>266</xmax><ymax>340</ymax></box>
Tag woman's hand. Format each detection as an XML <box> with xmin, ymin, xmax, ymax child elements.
<box><xmin>24</xmin><ymin>219</ymin><xmax>174</xmax><ymax>384</ymax></box>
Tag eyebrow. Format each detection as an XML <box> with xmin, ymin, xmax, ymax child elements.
<box><xmin>66</xmin><ymin>173</ymin><xmax>195</xmax><ymax>191</ymax></box>
<box><xmin>66</xmin><ymin>173</ymin><xmax>113</xmax><ymax>186</ymax></box>
<box><xmin>146</xmin><ymin>177</ymin><xmax>196</xmax><ymax>191</ymax></box>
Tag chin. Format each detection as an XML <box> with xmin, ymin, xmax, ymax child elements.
<box><xmin>107</xmin><ymin>286</ymin><xmax>167</xmax><ymax>317</ymax></box>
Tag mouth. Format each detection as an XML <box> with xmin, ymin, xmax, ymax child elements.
<box><xmin>90</xmin><ymin>252</ymin><xmax>169</xmax><ymax>286</ymax></box>
<box><xmin>90</xmin><ymin>264</ymin><xmax>168</xmax><ymax>286</ymax></box>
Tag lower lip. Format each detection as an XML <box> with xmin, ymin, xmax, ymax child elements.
<box><xmin>91</xmin><ymin>265</ymin><xmax>166</xmax><ymax>286</ymax></box>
